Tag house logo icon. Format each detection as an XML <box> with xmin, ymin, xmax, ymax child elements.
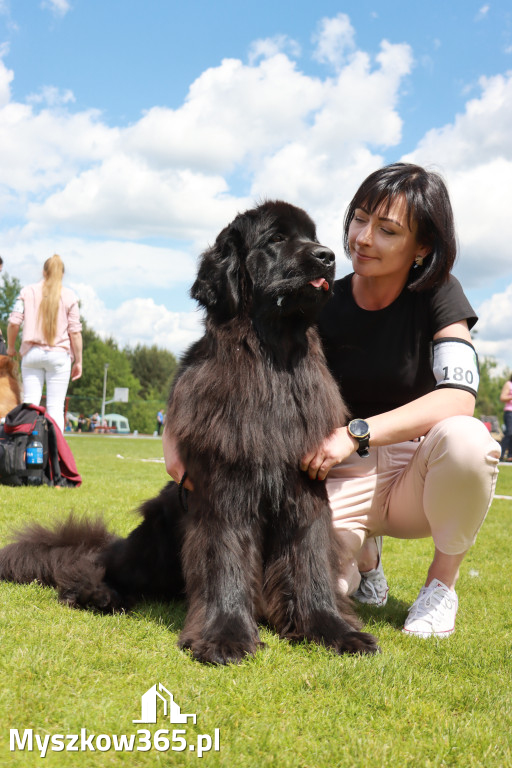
<box><xmin>133</xmin><ymin>683</ymin><xmax>197</xmax><ymax>725</ymax></box>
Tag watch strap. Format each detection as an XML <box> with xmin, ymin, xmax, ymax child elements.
<box><xmin>355</xmin><ymin>436</ymin><xmax>370</xmax><ymax>458</ymax></box>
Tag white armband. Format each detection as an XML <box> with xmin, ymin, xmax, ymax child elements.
<box><xmin>432</xmin><ymin>337</ymin><xmax>479</xmax><ymax>396</ymax></box>
<box><xmin>12</xmin><ymin>297</ymin><xmax>24</xmax><ymax>315</ymax></box>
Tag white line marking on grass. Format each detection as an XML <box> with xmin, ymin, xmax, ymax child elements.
<box><xmin>115</xmin><ymin>455</ymin><xmax>165</xmax><ymax>463</ymax></box>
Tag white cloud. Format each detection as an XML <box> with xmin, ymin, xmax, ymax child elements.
<box><xmin>1</xmin><ymin>38</ymin><xmax>412</xmax><ymax>248</ymax></box>
<box><xmin>27</xmin><ymin>86</ymin><xmax>75</xmax><ymax>107</ymax></box>
<box><xmin>0</xmin><ymin>52</ymin><xmax>13</xmax><ymax>108</ymax></box>
<box><xmin>0</xmin><ymin>235</ymin><xmax>197</xmax><ymax>294</ymax></box>
<box><xmin>248</xmin><ymin>35</ymin><xmax>301</xmax><ymax>65</ymax></box>
<box><xmin>475</xmin><ymin>4</ymin><xmax>490</xmax><ymax>21</ymax></box>
<box><xmin>403</xmin><ymin>72</ymin><xmax>512</xmax><ymax>292</ymax></box>
<box><xmin>41</xmin><ymin>0</ymin><xmax>71</xmax><ymax>17</ymax></box>
<box><xmin>249</xmin><ymin>40</ymin><xmax>413</xmax><ymax>243</ymax></box>
<box><xmin>474</xmin><ymin>284</ymin><xmax>512</xmax><ymax>368</ymax></box>
<box><xmin>405</xmin><ymin>72</ymin><xmax>512</xmax><ymax>171</ymax></box>
<box><xmin>26</xmin><ymin>155</ymin><xmax>245</xmax><ymax>242</ymax></box>
<box><xmin>312</xmin><ymin>13</ymin><xmax>356</xmax><ymax>70</ymax></box>
<box><xmin>477</xmin><ymin>284</ymin><xmax>512</xmax><ymax>343</ymax></box>
<box><xmin>124</xmin><ymin>54</ymin><xmax>325</xmax><ymax>176</ymax></box>
<box><xmin>0</xmin><ymin>101</ymin><xmax>118</xmax><ymax>197</ymax></box>
<box><xmin>75</xmin><ymin>283</ymin><xmax>204</xmax><ymax>356</ymax></box>
<box><xmin>449</xmin><ymin>158</ymin><xmax>512</xmax><ymax>281</ymax></box>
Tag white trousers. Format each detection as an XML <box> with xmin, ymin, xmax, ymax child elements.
<box><xmin>327</xmin><ymin>416</ymin><xmax>500</xmax><ymax>593</ymax></box>
<box><xmin>21</xmin><ymin>346</ymin><xmax>71</xmax><ymax>433</ymax></box>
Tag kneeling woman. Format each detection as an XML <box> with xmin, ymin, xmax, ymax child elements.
<box><xmin>301</xmin><ymin>162</ymin><xmax>500</xmax><ymax>638</ymax></box>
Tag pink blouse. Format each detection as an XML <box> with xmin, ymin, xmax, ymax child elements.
<box><xmin>505</xmin><ymin>382</ymin><xmax>512</xmax><ymax>413</ymax></box>
<box><xmin>9</xmin><ymin>281</ymin><xmax>82</xmax><ymax>359</ymax></box>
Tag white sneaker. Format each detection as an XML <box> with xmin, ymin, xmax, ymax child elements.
<box><xmin>402</xmin><ymin>579</ymin><xmax>458</xmax><ymax>638</ymax></box>
<box><xmin>353</xmin><ymin>536</ymin><xmax>389</xmax><ymax>607</ymax></box>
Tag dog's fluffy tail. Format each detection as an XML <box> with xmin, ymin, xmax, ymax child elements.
<box><xmin>0</xmin><ymin>515</ymin><xmax>124</xmax><ymax>610</ymax></box>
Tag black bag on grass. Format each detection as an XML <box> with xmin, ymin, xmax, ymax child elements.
<box><xmin>0</xmin><ymin>403</ymin><xmax>81</xmax><ymax>487</ymax></box>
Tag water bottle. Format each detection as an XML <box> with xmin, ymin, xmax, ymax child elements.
<box><xmin>26</xmin><ymin>430</ymin><xmax>44</xmax><ymax>486</ymax></box>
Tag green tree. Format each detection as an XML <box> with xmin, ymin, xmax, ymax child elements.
<box><xmin>474</xmin><ymin>357</ymin><xmax>509</xmax><ymax>420</ymax></box>
<box><xmin>122</xmin><ymin>400</ymin><xmax>163</xmax><ymax>436</ymax></box>
<box><xmin>67</xmin><ymin>321</ymin><xmax>176</xmax><ymax>433</ymax></box>
<box><xmin>67</xmin><ymin>319</ymin><xmax>142</xmax><ymax>418</ymax></box>
<box><xmin>125</xmin><ymin>343</ymin><xmax>178</xmax><ymax>400</ymax></box>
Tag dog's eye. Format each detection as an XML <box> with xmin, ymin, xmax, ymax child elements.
<box><xmin>270</xmin><ymin>234</ymin><xmax>286</xmax><ymax>243</ymax></box>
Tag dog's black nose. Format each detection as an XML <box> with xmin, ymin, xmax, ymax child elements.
<box><xmin>311</xmin><ymin>245</ymin><xmax>335</xmax><ymax>266</ymax></box>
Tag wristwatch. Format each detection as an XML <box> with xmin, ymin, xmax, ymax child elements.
<box><xmin>347</xmin><ymin>419</ymin><xmax>370</xmax><ymax>458</ymax></box>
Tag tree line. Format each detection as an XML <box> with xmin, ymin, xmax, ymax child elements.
<box><xmin>0</xmin><ymin>269</ymin><xmax>509</xmax><ymax>432</ymax></box>
<box><xmin>66</xmin><ymin>320</ymin><xmax>178</xmax><ymax>434</ymax></box>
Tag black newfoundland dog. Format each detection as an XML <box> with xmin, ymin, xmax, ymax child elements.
<box><xmin>0</xmin><ymin>201</ymin><xmax>378</xmax><ymax>663</ymax></box>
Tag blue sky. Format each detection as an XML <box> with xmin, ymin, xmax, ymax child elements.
<box><xmin>1</xmin><ymin>0</ymin><xmax>512</xmax><ymax>365</ymax></box>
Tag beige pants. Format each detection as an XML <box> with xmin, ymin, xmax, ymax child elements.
<box><xmin>327</xmin><ymin>416</ymin><xmax>500</xmax><ymax>593</ymax></box>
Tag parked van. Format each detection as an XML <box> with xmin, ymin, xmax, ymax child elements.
<box><xmin>104</xmin><ymin>413</ymin><xmax>130</xmax><ymax>434</ymax></box>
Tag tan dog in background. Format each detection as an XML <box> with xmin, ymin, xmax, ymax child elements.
<box><xmin>0</xmin><ymin>356</ymin><xmax>21</xmax><ymax>419</ymax></box>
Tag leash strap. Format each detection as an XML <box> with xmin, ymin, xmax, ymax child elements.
<box><xmin>178</xmin><ymin>471</ymin><xmax>189</xmax><ymax>513</ymax></box>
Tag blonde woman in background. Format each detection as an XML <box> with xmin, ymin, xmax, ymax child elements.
<box><xmin>7</xmin><ymin>255</ymin><xmax>82</xmax><ymax>433</ymax></box>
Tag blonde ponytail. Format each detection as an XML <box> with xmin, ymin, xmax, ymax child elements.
<box><xmin>39</xmin><ymin>254</ymin><xmax>65</xmax><ymax>346</ymax></box>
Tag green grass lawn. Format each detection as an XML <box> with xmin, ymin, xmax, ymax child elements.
<box><xmin>0</xmin><ymin>436</ymin><xmax>511</xmax><ymax>767</ymax></box>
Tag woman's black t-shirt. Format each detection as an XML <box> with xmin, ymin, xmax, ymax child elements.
<box><xmin>317</xmin><ymin>273</ymin><xmax>477</xmax><ymax>418</ymax></box>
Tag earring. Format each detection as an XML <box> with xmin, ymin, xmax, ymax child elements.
<box><xmin>414</xmin><ymin>255</ymin><xmax>424</xmax><ymax>267</ymax></box>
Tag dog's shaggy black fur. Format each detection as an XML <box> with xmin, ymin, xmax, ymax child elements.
<box><xmin>0</xmin><ymin>201</ymin><xmax>379</xmax><ymax>663</ymax></box>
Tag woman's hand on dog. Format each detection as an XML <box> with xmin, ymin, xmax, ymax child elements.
<box><xmin>163</xmin><ymin>427</ymin><xmax>194</xmax><ymax>491</ymax></box>
<box><xmin>301</xmin><ymin>427</ymin><xmax>358</xmax><ymax>481</ymax></box>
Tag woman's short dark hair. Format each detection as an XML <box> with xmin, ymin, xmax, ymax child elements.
<box><xmin>343</xmin><ymin>162</ymin><xmax>457</xmax><ymax>291</ymax></box>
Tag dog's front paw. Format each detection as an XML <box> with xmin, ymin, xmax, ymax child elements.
<box><xmin>291</xmin><ymin>610</ymin><xmax>380</xmax><ymax>656</ymax></box>
<box><xmin>179</xmin><ymin>612</ymin><xmax>263</xmax><ymax>665</ymax></box>
<box><xmin>180</xmin><ymin>637</ymin><xmax>264</xmax><ymax>665</ymax></box>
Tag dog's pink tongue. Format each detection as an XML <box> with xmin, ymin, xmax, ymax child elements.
<box><xmin>309</xmin><ymin>278</ymin><xmax>329</xmax><ymax>291</ymax></box>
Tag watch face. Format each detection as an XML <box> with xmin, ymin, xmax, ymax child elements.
<box><xmin>349</xmin><ymin>419</ymin><xmax>369</xmax><ymax>438</ymax></box>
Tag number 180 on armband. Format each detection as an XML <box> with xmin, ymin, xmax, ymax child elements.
<box><xmin>432</xmin><ymin>338</ymin><xmax>480</xmax><ymax>396</ymax></box>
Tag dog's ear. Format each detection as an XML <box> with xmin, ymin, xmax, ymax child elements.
<box><xmin>191</xmin><ymin>225</ymin><xmax>246</xmax><ymax>319</ymax></box>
